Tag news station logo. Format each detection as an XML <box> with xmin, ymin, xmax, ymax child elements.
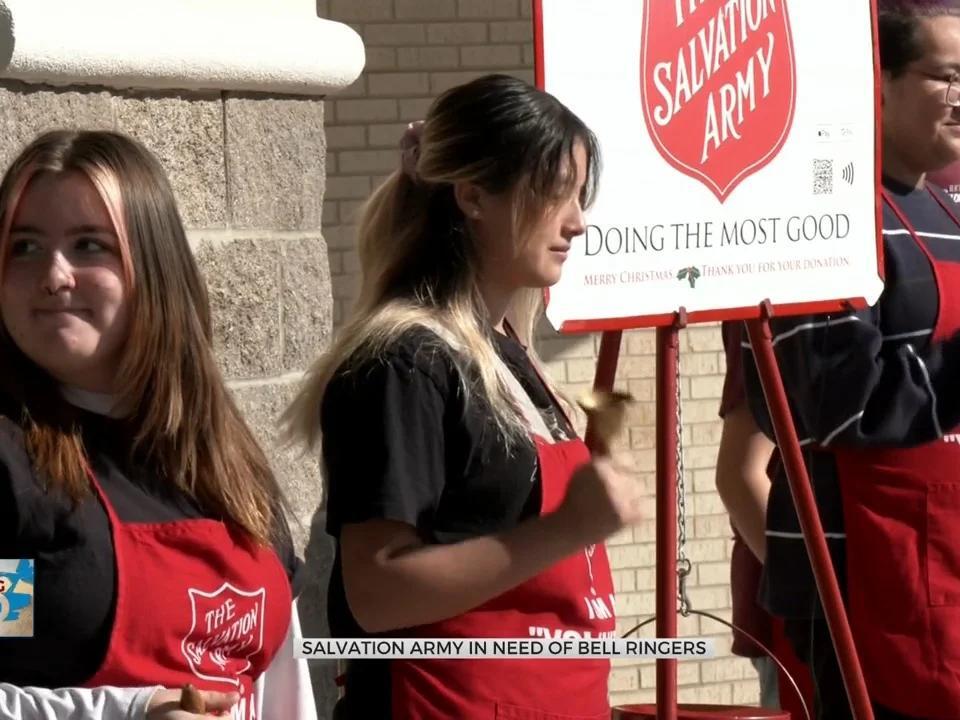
<box><xmin>0</xmin><ymin>559</ymin><xmax>34</xmax><ymax>638</ymax></box>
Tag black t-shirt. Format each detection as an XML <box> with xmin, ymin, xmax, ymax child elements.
<box><xmin>321</xmin><ymin>328</ymin><xmax>574</xmax><ymax>718</ymax></box>
<box><xmin>0</xmin><ymin>395</ymin><xmax>303</xmax><ymax>687</ymax></box>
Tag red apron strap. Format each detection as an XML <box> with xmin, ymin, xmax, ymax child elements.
<box><xmin>883</xmin><ymin>185</ymin><xmax>960</xmax><ymax>267</ymax></box>
<box><xmin>82</xmin><ymin>461</ymin><xmax>123</xmax><ymax>527</ymax></box>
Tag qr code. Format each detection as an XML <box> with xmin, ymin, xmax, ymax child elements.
<box><xmin>813</xmin><ymin>159</ymin><xmax>833</xmax><ymax>195</ymax></box>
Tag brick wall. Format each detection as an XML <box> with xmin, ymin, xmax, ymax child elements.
<box><xmin>320</xmin><ymin>0</ymin><xmax>757</xmax><ymax>709</ymax></box>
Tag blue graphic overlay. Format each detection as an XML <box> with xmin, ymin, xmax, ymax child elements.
<box><xmin>0</xmin><ymin>559</ymin><xmax>34</xmax><ymax>637</ymax></box>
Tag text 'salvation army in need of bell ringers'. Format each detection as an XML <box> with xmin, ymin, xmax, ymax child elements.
<box><xmin>296</xmin><ymin>638</ymin><xmax>715</xmax><ymax>660</ymax></box>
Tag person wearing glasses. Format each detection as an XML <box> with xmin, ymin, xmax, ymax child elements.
<box><xmin>742</xmin><ymin>2</ymin><xmax>960</xmax><ymax>718</ymax></box>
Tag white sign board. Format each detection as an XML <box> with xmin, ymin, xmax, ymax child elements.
<box><xmin>537</xmin><ymin>0</ymin><xmax>882</xmax><ymax>332</ymax></box>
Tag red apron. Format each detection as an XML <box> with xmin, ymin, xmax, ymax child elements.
<box><xmin>770</xmin><ymin>617</ymin><xmax>814</xmax><ymax>720</ymax></box>
<box><xmin>392</xmin><ymin>436</ymin><xmax>617</xmax><ymax>719</ymax></box>
<box><xmin>81</xmin><ymin>469</ymin><xmax>292</xmax><ymax>720</ymax></box>
<box><xmin>835</xmin><ymin>187</ymin><xmax>960</xmax><ymax>719</ymax></box>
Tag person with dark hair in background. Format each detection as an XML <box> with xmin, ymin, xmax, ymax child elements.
<box><xmin>716</xmin><ymin>321</ymin><xmax>814</xmax><ymax>718</ymax></box>
<box><xmin>743</xmin><ymin>2</ymin><xmax>960</xmax><ymax>718</ymax></box>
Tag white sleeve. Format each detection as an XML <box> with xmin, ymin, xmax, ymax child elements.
<box><xmin>0</xmin><ymin>683</ymin><xmax>160</xmax><ymax>720</ymax></box>
<box><xmin>253</xmin><ymin>600</ymin><xmax>318</xmax><ymax>720</ymax></box>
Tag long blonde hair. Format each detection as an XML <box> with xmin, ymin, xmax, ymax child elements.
<box><xmin>0</xmin><ymin>130</ymin><xmax>283</xmax><ymax>545</ymax></box>
<box><xmin>284</xmin><ymin>74</ymin><xmax>601</xmax><ymax>449</ymax></box>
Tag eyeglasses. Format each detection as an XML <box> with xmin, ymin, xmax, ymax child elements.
<box><xmin>909</xmin><ymin>69</ymin><xmax>960</xmax><ymax>107</ymax></box>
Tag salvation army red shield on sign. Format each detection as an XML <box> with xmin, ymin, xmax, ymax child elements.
<box><xmin>181</xmin><ymin>583</ymin><xmax>266</xmax><ymax>687</ymax></box>
<box><xmin>640</xmin><ymin>0</ymin><xmax>797</xmax><ymax>202</ymax></box>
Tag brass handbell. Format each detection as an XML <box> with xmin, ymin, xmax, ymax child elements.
<box><xmin>578</xmin><ymin>390</ymin><xmax>634</xmax><ymax>454</ymax></box>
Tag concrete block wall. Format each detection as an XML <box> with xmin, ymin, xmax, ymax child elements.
<box><xmin>0</xmin><ymin>79</ymin><xmax>339</xmax><ymax>714</ymax></box>
<box><xmin>319</xmin><ymin>0</ymin><xmax>760</xmax><ymax>710</ymax></box>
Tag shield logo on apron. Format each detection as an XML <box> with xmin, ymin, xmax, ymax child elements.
<box><xmin>180</xmin><ymin>583</ymin><xmax>267</xmax><ymax>687</ymax></box>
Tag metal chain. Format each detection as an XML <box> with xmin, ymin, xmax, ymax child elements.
<box><xmin>676</xmin><ymin>337</ymin><xmax>693</xmax><ymax>616</ymax></box>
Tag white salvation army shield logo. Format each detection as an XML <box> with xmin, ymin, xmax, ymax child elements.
<box><xmin>180</xmin><ymin>582</ymin><xmax>266</xmax><ymax>687</ymax></box>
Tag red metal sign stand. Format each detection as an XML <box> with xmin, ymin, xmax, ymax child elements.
<box><xmin>655</xmin><ymin>314</ymin><xmax>685</xmax><ymax>720</ymax></box>
<box><xmin>744</xmin><ymin>303</ymin><xmax>873</xmax><ymax>720</ymax></box>
<box><xmin>588</xmin><ymin>302</ymin><xmax>875</xmax><ymax>720</ymax></box>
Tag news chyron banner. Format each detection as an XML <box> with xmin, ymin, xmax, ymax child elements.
<box><xmin>537</xmin><ymin>0</ymin><xmax>882</xmax><ymax>332</ymax></box>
